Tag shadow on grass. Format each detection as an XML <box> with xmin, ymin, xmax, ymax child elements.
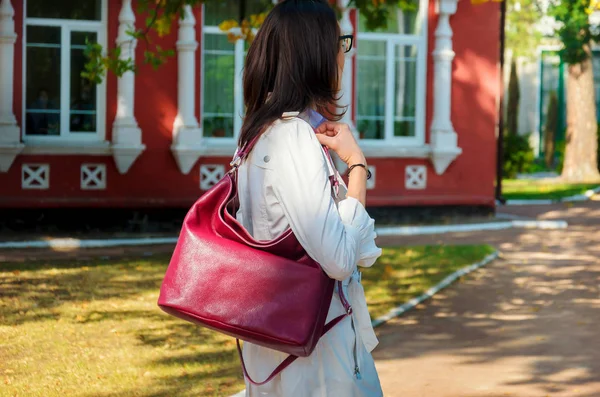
<box><xmin>0</xmin><ymin>255</ymin><xmax>170</xmax><ymax>325</ymax></box>
<box><xmin>0</xmin><ymin>244</ymin><xmax>495</xmax><ymax>397</ymax></box>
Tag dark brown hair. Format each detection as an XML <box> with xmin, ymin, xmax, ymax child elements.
<box><xmin>238</xmin><ymin>0</ymin><xmax>343</xmax><ymax>149</ymax></box>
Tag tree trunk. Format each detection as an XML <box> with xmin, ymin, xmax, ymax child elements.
<box><xmin>561</xmin><ymin>45</ymin><xmax>600</xmax><ymax>182</ymax></box>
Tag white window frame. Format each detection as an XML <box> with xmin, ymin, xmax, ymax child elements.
<box><xmin>22</xmin><ymin>0</ymin><xmax>108</xmax><ymax>145</ymax></box>
<box><xmin>201</xmin><ymin>9</ymin><xmax>246</xmax><ymax>147</ymax></box>
<box><xmin>356</xmin><ymin>0</ymin><xmax>428</xmax><ymax>148</ymax></box>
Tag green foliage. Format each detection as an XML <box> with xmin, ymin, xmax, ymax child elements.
<box><xmin>82</xmin><ymin>40</ymin><xmax>135</xmax><ymax>84</ymax></box>
<box><xmin>505</xmin><ymin>0</ymin><xmax>543</xmax><ymax>59</ymax></box>
<box><xmin>144</xmin><ymin>46</ymin><xmax>176</xmax><ymax>70</ymax></box>
<box><xmin>528</xmin><ymin>158</ymin><xmax>554</xmax><ymax>174</ymax></box>
<box><xmin>349</xmin><ymin>0</ymin><xmax>417</xmax><ymax>31</ymax></box>
<box><xmin>549</xmin><ymin>0</ymin><xmax>600</xmax><ymax>65</ymax></box>
<box><xmin>506</xmin><ymin>59</ymin><xmax>520</xmax><ymax>135</ymax></box>
<box><xmin>503</xmin><ymin>132</ymin><xmax>535</xmax><ymax>178</ymax></box>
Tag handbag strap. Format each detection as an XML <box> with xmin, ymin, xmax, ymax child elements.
<box><xmin>237</xmin><ymin>280</ymin><xmax>352</xmax><ymax>386</ymax></box>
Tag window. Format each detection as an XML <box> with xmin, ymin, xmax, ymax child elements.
<box><xmin>356</xmin><ymin>2</ymin><xmax>427</xmax><ymax>145</ymax></box>
<box><xmin>201</xmin><ymin>1</ymin><xmax>270</xmax><ymax>140</ymax></box>
<box><xmin>23</xmin><ymin>0</ymin><xmax>106</xmax><ymax>142</ymax></box>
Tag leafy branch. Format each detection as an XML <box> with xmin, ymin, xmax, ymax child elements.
<box><xmin>83</xmin><ymin>0</ymin><xmax>420</xmax><ymax>84</ymax></box>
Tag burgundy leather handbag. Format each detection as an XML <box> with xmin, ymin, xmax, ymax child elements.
<box><xmin>157</xmin><ymin>114</ymin><xmax>351</xmax><ymax>385</ymax></box>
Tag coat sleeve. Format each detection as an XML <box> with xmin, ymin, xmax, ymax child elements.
<box><xmin>267</xmin><ymin>118</ymin><xmax>381</xmax><ymax>281</ymax></box>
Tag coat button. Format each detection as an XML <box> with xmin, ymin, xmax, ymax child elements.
<box><xmin>264</xmin><ymin>155</ymin><xmax>270</xmax><ymax>163</ymax></box>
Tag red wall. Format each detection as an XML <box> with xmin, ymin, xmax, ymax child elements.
<box><xmin>0</xmin><ymin>0</ymin><xmax>499</xmax><ymax>208</ymax></box>
<box><xmin>1</xmin><ymin>1</ymin><xmax>208</xmax><ymax>207</ymax></box>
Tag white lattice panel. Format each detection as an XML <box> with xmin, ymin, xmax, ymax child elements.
<box><xmin>405</xmin><ymin>165</ymin><xmax>427</xmax><ymax>190</ymax></box>
<box><xmin>200</xmin><ymin>164</ymin><xmax>225</xmax><ymax>190</ymax></box>
<box><xmin>81</xmin><ymin>164</ymin><xmax>107</xmax><ymax>190</ymax></box>
<box><xmin>366</xmin><ymin>166</ymin><xmax>376</xmax><ymax>190</ymax></box>
<box><xmin>22</xmin><ymin>164</ymin><xmax>50</xmax><ymax>190</ymax></box>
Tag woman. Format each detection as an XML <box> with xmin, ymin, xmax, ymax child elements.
<box><xmin>235</xmin><ymin>0</ymin><xmax>383</xmax><ymax>396</ymax></box>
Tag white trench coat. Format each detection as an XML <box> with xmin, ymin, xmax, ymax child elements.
<box><xmin>235</xmin><ymin>111</ymin><xmax>384</xmax><ymax>397</ymax></box>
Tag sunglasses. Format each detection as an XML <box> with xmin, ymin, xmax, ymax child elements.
<box><xmin>339</xmin><ymin>35</ymin><xmax>354</xmax><ymax>54</ymax></box>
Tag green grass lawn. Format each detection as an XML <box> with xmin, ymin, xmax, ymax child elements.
<box><xmin>502</xmin><ymin>179</ymin><xmax>598</xmax><ymax>200</ymax></box>
<box><xmin>0</xmin><ymin>245</ymin><xmax>495</xmax><ymax>397</ymax></box>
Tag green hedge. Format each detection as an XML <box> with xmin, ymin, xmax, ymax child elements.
<box><xmin>503</xmin><ymin>133</ymin><xmax>534</xmax><ymax>178</ymax></box>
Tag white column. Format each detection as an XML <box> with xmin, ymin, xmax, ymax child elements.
<box><xmin>337</xmin><ymin>0</ymin><xmax>357</xmax><ymax>135</ymax></box>
<box><xmin>0</xmin><ymin>0</ymin><xmax>24</xmax><ymax>173</ymax></box>
<box><xmin>171</xmin><ymin>5</ymin><xmax>203</xmax><ymax>175</ymax></box>
<box><xmin>111</xmin><ymin>0</ymin><xmax>145</xmax><ymax>174</ymax></box>
<box><xmin>429</xmin><ymin>0</ymin><xmax>462</xmax><ymax>175</ymax></box>
<box><xmin>334</xmin><ymin>0</ymin><xmax>357</xmax><ymax>171</ymax></box>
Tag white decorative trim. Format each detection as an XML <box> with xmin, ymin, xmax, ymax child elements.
<box><xmin>376</xmin><ymin>218</ymin><xmax>568</xmax><ymax>237</ymax></box>
<box><xmin>200</xmin><ymin>164</ymin><xmax>225</xmax><ymax>190</ymax></box>
<box><xmin>337</xmin><ymin>0</ymin><xmax>358</xmax><ymax>138</ymax></box>
<box><xmin>361</xmin><ymin>142</ymin><xmax>431</xmax><ymax>158</ymax></box>
<box><xmin>371</xmin><ymin>252</ymin><xmax>499</xmax><ymax>328</ymax></box>
<box><xmin>22</xmin><ymin>141</ymin><xmax>111</xmax><ymax>155</ymax></box>
<box><xmin>22</xmin><ymin>163</ymin><xmax>49</xmax><ymax>189</ymax></box>
<box><xmin>429</xmin><ymin>0</ymin><xmax>462</xmax><ymax>174</ymax></box>
<box><xmin>112</xmin><ymin>0</ymin><xmax>145</xmax><ymax>174</ymax></box>
<box><xmin>81</xmin><ymin>163</ymin><xmax>107</xmax><ymax>190</ymax></box>
<box><xmin>171</xmin><ymin>5</ymin><xmax>203</xmax><ymax>174</ymax></box>
<box><xmin>0</xmin><ymin>143</ymin><xmax>23</xmax><ymax>172</ymax></box>
<box><xmin>366</xmin><ymin>165</ymin><xmax>376</xmax><ymax>190</ymax></box>
<box><xmin>0</xmin><ymin>237</ymin><xmax>178</xmax><ymax>249</ymax></box>
<box><xmin>195</xmin><ymin>139</ymin><xmax>433</xmax><ymax>159</ymax></box>
<box><xmin>405</xmin><ymin>165</ymin><xmax>427</xmax><ymax>189</ymax></box>
<box><xmin>0</xmin><ymin>0</ymin><xmax>23</xmax><ymax>172</ymax></box>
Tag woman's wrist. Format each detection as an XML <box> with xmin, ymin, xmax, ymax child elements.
<box><xmin>347</xmin><ymin>153</ymin><xmax>367</xmax><ymax>167</ymax></box>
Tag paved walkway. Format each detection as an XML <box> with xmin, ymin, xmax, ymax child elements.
<box><xmin>373</xmin><ymin>202</ymin><xmax>600</xmax><ymax>397</ymax></box>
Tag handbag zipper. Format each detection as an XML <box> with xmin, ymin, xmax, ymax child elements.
<box><xmin>350</xmin><ymin>314</ymin><xmax>361</xmax><ymax>380</ymax></box>
<box><xmin>338</xmin><ymin>280</ymin><xmax>361</xmax><ymax>380</ymax></box>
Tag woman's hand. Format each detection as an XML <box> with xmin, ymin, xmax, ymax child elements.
<box><xmin>315</xmin><ymin>122</ymin><xmax>366</xmax><ymax>166</ymax></box>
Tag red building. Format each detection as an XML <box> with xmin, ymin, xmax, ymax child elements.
<box><xmin>0</xmin><ymin>0</ymin><xmax>500</xmax><ymax>209</ymax></box>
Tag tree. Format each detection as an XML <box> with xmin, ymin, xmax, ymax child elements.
<box><xmin>506</xmin><ymin>59</ymin><xmax>520</xmax><ymax>135</ymax></box>
<box><xmin>505</xmin><ymin>0</ymin><xmax>542</xmax><ymax>59</ymax></box>
<box><xmin>550</xmin><ymin>0</ymin><xmax>600</xmax><ymax>182</ymax></box>
<box><xmin>476</xmin><ymin>0</ymin><xmax>600</xmax><ymax>182</ymax></box>
<box><xmin>86</xmin><ymin>0</ymin><xmax>417</xmax><ymax>83</ymax></box>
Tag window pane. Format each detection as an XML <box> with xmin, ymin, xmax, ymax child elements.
<box><xmin>25</xmin><ymin>26</ymin><xmax>61</xmax><ymax>136</ymax></box>
<box><xmin>357</xmin><ymin>41</ymin><xmax>386</xmax><ymax>139</ymax></box>
<box><xmin>204</xmin><ymin>0</ymin><xmax>272</xmax><ymax>26</ymax></box>
<box><xmin>394</xmin><ymin>45</ymin><xmax>417</xmax><ymax>137</ymax></box>
<box><xmin>203</xmin><ymin>34</ymin><xmax>235</xmax><ymax>138</ymax></box>
<box><xmin>27</xmin><ymin>0</ymin><xmax>101</xmax><ymax>20</ymax></box>
<box><xmin>359</xmin><ymin>6</ymin><xmax>421</xmax><ymax>35</ymax></box>
<box><xmin>70</xmin><ymin>32</ymin><xmax>97</xmax><ymax>133</ymax></box>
